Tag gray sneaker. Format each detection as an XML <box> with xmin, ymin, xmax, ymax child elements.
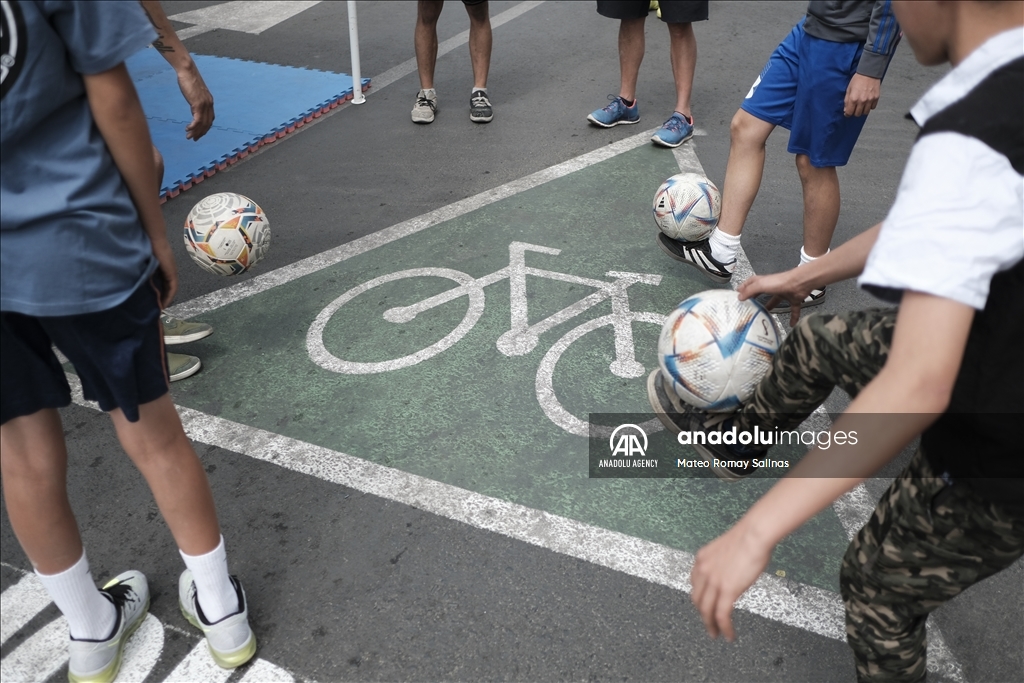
<box><xmin>68</xmin><ymin>570</ymin><xmax>149</xmax><ymax>683</ymax></box>
<box><xmin>168</xmin><ymin>353</ymin><xmax>201</xmax><ymax>382</ymax></box>
<box><xmin>411</xmin><ymin>89</ymin><xmax>437</xmax><ymax>124</ymax></box>
<box><xmin>179</xmin><ymin>570</ymin><xmax>256</xmax><ymax>669</ymax></box>
<box><xmin>470</xmin><ymin>89</ymin><xmax>493</xmax><ymax>123</ymax></box>
<box><xmin>161</xmin><ymin>314</ymin><xmax>213</xmax><ymax>345</ymax></box>
<box><xmin>646</xmin><ymin>369</ymin><xmax>760</xmax><ymax>481</ymax></box>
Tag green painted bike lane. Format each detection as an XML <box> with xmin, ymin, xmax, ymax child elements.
<box><xmin>172</xmin><ymin>144</ymin><xmax>850</xmax><ymax>591</ymax></box>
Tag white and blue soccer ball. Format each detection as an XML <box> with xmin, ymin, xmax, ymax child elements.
<box><xmin>658</xmin><ymin>289</ymin><xmax>781</xmax><ymax>411</ymax></box>
<box><xmin>184</xmin><ymin>192</ymin><xmax>270</xmax><ymax>276</ymax></box>
<box><xmin>652</xmin><ymin>172</ymin><xmax>721</xmax><ymax>242</ymax></box>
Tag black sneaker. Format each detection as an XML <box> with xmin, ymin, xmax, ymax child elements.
<box><xmin>646</xmin><ymin>369</ymin><xmax>762</xmax><ymax>481</ymax></box>
<box><xmin>756</xmin><ymin>286</ymin><xmax>827</xmax><ymax>313</ymax></box>
<box><xmin>656</xmin><ymin>233</ymin><xmax>734</xmax><ymax>284</ymax></box>
<box><xmin>470</xmin><ymin>90</ymin><xmax>493</xmax><ymax>123</ymax></box>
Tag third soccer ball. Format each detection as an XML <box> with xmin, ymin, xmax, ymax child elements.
<box><xmin>184</xmin><ymin>192</ymin><xmax>270</xmax><ymax>276</ymax></box>
<box><xmin>652</xmin><ymin>172</ymin><xmax>721</xmax><ymax>242</ymax></box>
<box><xmin>658</xmin><ymin>289</ymin><xmax>780</xmax><ymax>411</ymax></box>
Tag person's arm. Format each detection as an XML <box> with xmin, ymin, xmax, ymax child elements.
<box><xmin>688</xmin><ymin>290</ymin><xmax>974</xmax><ymax>641</ymax></box>
<box><xmin>845</xmin><ymin>0</ymin><xmax>901</xmax><ymax>117</ymax></box>
<box><xmin>138</xmin><ymin>0</ymin><xmax>214</xmax><ymax>140</ymax></box>
<box><xmin>82</xmin><ymin>63</ymin><xmax>177</xmax><ymax>308</ymax></box>
<box><xmin>737</xmin><ymin>223</ymin><xmax>882</xmax><ymax>325</ymax></box>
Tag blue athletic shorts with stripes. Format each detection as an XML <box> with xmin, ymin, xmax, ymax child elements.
<box><xmin>741</xmin><ymin>19</ymin><xmax>869</xmax><ymax>168</ymax></box>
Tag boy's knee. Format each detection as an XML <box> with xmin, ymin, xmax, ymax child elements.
<box><xmin>730</xmin><ymin>109</ymin><xmax>767</xmax><ymax>148</ymax></box>
<box><xmin>417</xmin><ymin>0</ymin><xmax>443</xmax><ymax>25</ymax></box>
<box><xmin>465</xmin><ymin>2</ymin><xmax>489</xmax><ymax>24</ymax></box>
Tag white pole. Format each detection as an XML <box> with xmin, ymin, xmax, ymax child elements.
<box><xmin>347</xmin><ymin>1</ymin><xmax>365</xmax><ymax>104</ymax></box>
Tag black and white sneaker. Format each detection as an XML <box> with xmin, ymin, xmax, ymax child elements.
<box><xmin>470</xmin><ymin>90</ymin><xmax>493</xmax><ymax>123</ymax></box>
<box><xmin>656</xmin><ymin>233</ymin><xmax>734</xmax><ymax>284</ymax></box>
<box><xmin>756</xmin><ymin>286</ymin><xmax>827</xmax><ymax>313</ymax></box>
<box><xmin>646</xmin><ymin>369</ymin><xmax>761</xmax><ymax>481</ymax></box>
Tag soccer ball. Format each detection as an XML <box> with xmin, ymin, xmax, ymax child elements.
<box><xmin>652</xmin><ymin>172</ymin><xmax>721</xmax><ymax>242</ymax></box>
<box><xmin>658</xmin><ymin>289</ymin><xmax>781</xmax><ymax>411</ymax></box>
<box><xmin>184</xmin><ymin>192</ymin><xmax>270</xmax><ymax>276</ymax></box>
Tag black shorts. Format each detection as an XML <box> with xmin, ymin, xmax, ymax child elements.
<box><xmin>0</xmin><ymin>276</ymin><xmax>169</xmax><ymax>425</ymax></box>
<box><xmin>597</xmin><ymin>0</ymin><xmax>708</xmax><ymax>23</ymax></box>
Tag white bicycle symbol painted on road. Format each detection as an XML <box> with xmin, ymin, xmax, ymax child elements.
<box><xmin>307</xmin><ymin>242</ymin><xmax>667</xmax><ymax>436</ymax></box>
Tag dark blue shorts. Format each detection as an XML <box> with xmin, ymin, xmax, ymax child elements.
<box><xmin>0</xmin><ymin>276</ymin><xmax>169</xmax><ymax>425</ymax></box>
<box><xmin>741</xmin><ymin>20</ymin><xmax>869</xmax><ymax>168</ymax></box>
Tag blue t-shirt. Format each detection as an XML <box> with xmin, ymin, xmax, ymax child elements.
<box><xmin>0</xmin><ymin>1</ymin><xmax>157</xmax><ymax>316</ymax></box>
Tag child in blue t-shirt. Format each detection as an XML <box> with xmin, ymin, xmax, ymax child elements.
<box><xmin>0</xmin><ymin>3</ymin><xmax>255</xmax><ymax>680</ymax></box>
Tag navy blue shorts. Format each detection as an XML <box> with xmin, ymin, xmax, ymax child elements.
<box><xmin>741</xmin><ymin>19</ymin><xmax>869</xmax><ymax>168</ymax></box>
<box><xmin>0</xmin><ymin>276</ymin><xmax>169</xmax><ymax>425</ymax></box>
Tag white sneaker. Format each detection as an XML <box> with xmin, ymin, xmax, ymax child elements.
<box><xmin>178</xmin><ymin>570</ymin><xmax>256</xmax><ymax>669</ymax></box>
<box><xmin>411</xmin><ymin>89</ymin><xmax>437</xmax><ymax>124</ymax></box>
<box><xmin>68</xmin><ymin>570</ymin><xmax>149</xmax><ymax>683</ymax></box>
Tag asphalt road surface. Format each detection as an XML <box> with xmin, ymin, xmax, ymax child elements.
<box><xmin>2</xmin><ymin>2</ymin><xmax>1021</xmax><ymax>682</ymax></box>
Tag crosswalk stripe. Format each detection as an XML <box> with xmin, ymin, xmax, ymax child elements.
<box><xmin>0</xmin><ymin>574</ymin><xmax>52</xmax><ymax>646</ymax></box>
<box><xmin>0</xmin><ymin>618</ymin><xmax>67</xmax><ymax>683</ymax></box>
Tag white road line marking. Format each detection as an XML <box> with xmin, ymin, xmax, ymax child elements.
<box><xmin>48</xmin><ymin>374</ymin><xmax>842</xmax><ymax>644</ymax></box>
<box><xmin>672</xmin><ymin>141</ymin><xmax>965</xmax><ymax>683</ymax></box>
<box><xmin>0</xmin><ymin>574</ymin><xmax>53</xmax><ymax>646</ymax></box>
<box><xmin>164</xmin><ymin>638</ymin><xmax>234</xmax><ymax>683</ymax></box>
<box><xmin>170</xmin><ymin>1</ymin><xmax>322</xmax><ymax>41</ymax></box>
<box><xmin>117</xmin><ymin>614</ymin><xmax>165</xmax><ymax>683</ymax></box>
<box><xmin>168</xmin><ymin>126</ymin><xmax>659</xmax><ymax>318</ymax></box>
<box><xmin>239</xmin><ymin>657</ymin><xmax>297</xmax><ymax>682</ymax></box>
<box><xmin>0</xmin><ymin>617</ymin><xmax>66</xmax><ymax>683</ymax></box>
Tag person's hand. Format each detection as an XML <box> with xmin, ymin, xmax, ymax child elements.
<box><xmin>176</xmin><ymin>62</ymin><xmax>214</xmax><ymax>140</ymax></box>
<box><xmin>150</xmin><ymin>236</ymin><xmax>179</xmax><ymax>308</ymax></box>
<box><xmin>844</xmin><ymin>73</ymin><xmax>880</xmax><ymax>118</ymax></box>
<box><xmin>690</xmin><ymin>522</ymin><xmax>774</xmax><ymax>642</ymax></box>
<box><xmin>737</xmin><ymin>269</ymin><xmax>812</xmax><ymax>326</ymax></box>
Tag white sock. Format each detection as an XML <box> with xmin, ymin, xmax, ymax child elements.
<box><xmin>709</xmin><ymin>227</ymin><xmax>741</xmax><ymax>265</ymax></box>
<box><xmin>420</xmin><ymin>87</ymin><xmax>436</xmax><ymax>98</ymax></box>
<box><xmin>36</xmin><ymin>551</ymin><xmax>117</xmax><ymax>641</ymax></box>
<box><xmin>799</xmin><ymin>246</ymin><xmax>829</xmax><ymax>267</ymax></box>
<box><xmin>180</xmin><ymin>536</ymin><xmax>239</xmax><ymax>623</ymax></box>
<box><xmin>472</xmin><ymin>86</ymin><xmax>487</xmax><ymax>94</ymax></box>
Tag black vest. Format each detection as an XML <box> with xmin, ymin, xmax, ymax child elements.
<box><xmin>918</xmin><ymin>57</ymin><xmax>1024</xmax><ymax>506</ymax></box>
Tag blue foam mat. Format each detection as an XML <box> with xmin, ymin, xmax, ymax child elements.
<box><xmin>127</xmin><ymin>48</ymin><xmax>370</xmax><ymax>200</ymax></box>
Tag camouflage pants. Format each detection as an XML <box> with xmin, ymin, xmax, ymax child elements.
<box><xmin>735</xmin><ymin>308</ymin><xmax>897</xmax><ymax>433</ymax></box>
<box><xmin>841</xmin><ymin>448</ymin><xmax>1024</xmax><ymax>682</ymax></box>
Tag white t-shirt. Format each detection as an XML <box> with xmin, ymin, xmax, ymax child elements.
<box><xmin>859</xmin><ymin>28</ymin><xmax>1024</xmax><ymax>311</ymax></box>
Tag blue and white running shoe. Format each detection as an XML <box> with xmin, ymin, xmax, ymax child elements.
<box><xmin>651</xmin><ymin>112</ymin><xmax>694</xmax><ymax>148</ymax></box>
<box><xmin>587</xmin><ymin>96</ymin><xmax>640</xmax><ymax>128</ymax></box>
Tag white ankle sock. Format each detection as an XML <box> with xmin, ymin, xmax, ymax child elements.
<box><xmin>421</xmin><ymin>88</ymin><xmax>436</xmax><ymax>98</ymax></box>
<box><xmin>799</xmin><ymin>246</ymin><xmax>829</xmax><ymax>266</ymax></box>
<box><xmin>472</xmin><ymin>86</ymin><xmax>487</xmax><ymax>94</ymax></box>
<box><xmin>709</xmin><ymin>228</ymin><xmax>741</xmax><ymax>265</ymax></box>
<box><xmin>180</xmin><ymin>536</ymin><xmax>238</xmax><ymax>623</ymax></box>
<box><xmin>36</xmin><ymin>551</ymin><xmax>117</xmax><ymax>641</ymax></box>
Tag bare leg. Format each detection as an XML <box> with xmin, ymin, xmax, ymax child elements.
<box><xmin>617</xmin><ymin>17</ymin><xmax>646</xmax><ymax>102</ymax></box>
<box><xmin>717</xmin><ymin>109</ymin><xmax>776</xmax><ymax>237</ymax></box>
<box><xmin>415</xmin><ymin>1</ymin><xmax>444</xmax><ymax>90</ymax></box>
<box><xmin>109</xmin><ymin>395</ymin><xmax>221</xmax><ymax>556</ymax></box>
<box><xmin>465</xmin><ymin>2</ymin><xmax>491</xmax><ymax>89</ymax></box>
<box><xmin>795</xmin><ymin>154</ymin><xmax>840</xmax><ymax>257</ymax></box>
<box><xmin>667</xmin><ymin>22</ymin><xmax>696</xmax><ymax>117</ymax></box>
<box><xmin>1</xmin><ymin>410</ymin><xmax>83</xmax><ymax>574</ymax></box>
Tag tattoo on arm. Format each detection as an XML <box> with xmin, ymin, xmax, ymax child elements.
<box><xmin>140</xmin><ymin>4</ymin><xmax>176</xmax><ymax>54</ymax></box>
